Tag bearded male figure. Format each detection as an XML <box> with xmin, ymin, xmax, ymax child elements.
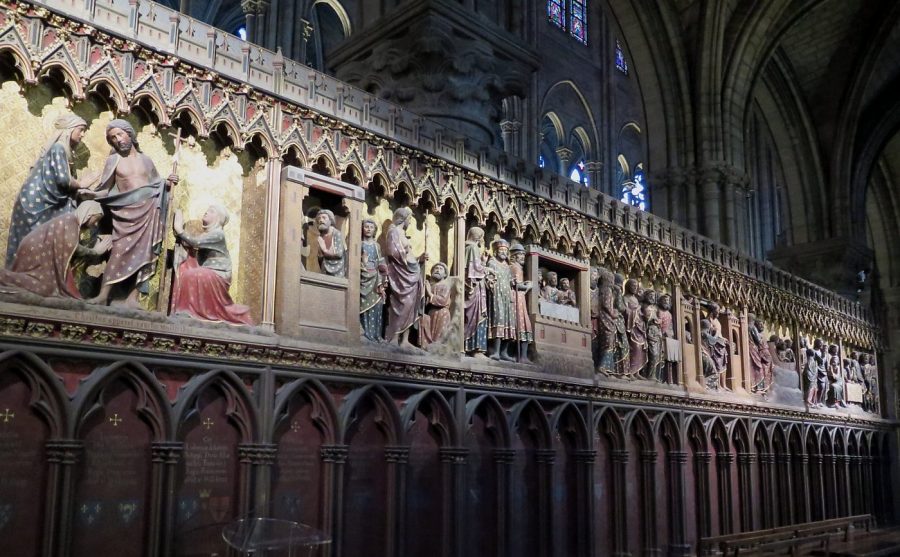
<box><xmin>383</xmin><ymin>207</ymin><xmax>427</xmax><ymax>348</ymax></box>
<box><xmin>509</xmin><ymin>243</ymin><xmax>533</xmax><ymax>363</ymax></box>
<box><xmin>314</xmin><ymin>209</ymin><xmax>347</xmax><ymax>277</ymax></box>
<box><xmin>487</xmin><ymin>239</ymin><xmax>516</xmax><ymax>361</ymax></box>
<box><xmin>86</xmin><ymin>119</ymin><xmax>178</xmax><ymax>306</ymax></box>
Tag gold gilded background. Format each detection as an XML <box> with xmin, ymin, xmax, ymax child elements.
<box><xmin>0</xmin><ymin>79</ymin><xmax>251</xmax><ymax>308</ymax></box>
<box><xmin>367</xmin><ymin>198</ymin><xmax>445</xmax><ymax>274</ymax></box>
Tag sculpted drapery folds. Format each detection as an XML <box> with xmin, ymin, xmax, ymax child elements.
<box><xmin>315</xmin><ymin>208</ymin><xmax>347</xmax><ymax>278</ymax></box>
<box><xmin>464</xmin><ymin>226</ymin><xmax>490</xmax><ymax>355</ymax></box>
<box><xmin>641</xmin><ymin>289</ymin><xmax>663</xmax><ymax>381</ymax></box>
<box><xmin>592</xmin><ymin>267</ymin><xmax>618</xmax><ymax>375</ymax></box>
<box><xmin>421</xmin><ymin>261</ymin><xmax>452</xmax><ymax>348</ymax></box>
<box><xmin>86</xmin><ymin>119</ymin><xmax>178</xmax><ymax>306</ymax></box>
<box><xmin>5</xmin><ymin>114</ymin><xmax>99</xmax><ymax>266</ymax></box>
<box><xmin>509</xmin><ymin>243</ymin><xmax>533</xmax><ymax>363</ymax></box>
<box><xmin>748</xmin><ymin>315</ymin><xmax>774</xmax><ymax>394</ymax></box>
<box><xmin>827</xmin><ymin>344</ymin><xmax>846</xmax><ymax>407</ymax></box>
<box><xmin>658</xmin><ymin>293</ymin><xmax>680</xmax><ymax>384</ymax></box>
<box><xmin>487</xmin><ymin>239</ymin><xmax>516</xmax><ymax>361</ymax></box>
<box><xmin>0</xmin><ymin>201</ymin><xmax>106</xmax><ymax>298</ymax></box>
<box><xmin>623</xmin><ymin>279</ymin><xmax>648</xmax><ymax>377</ymax></box>
<box><xmin>359</xmin><ymin>218</ymin><xmax>386</xmax><ymax>342</ymax></box>
<box><xmin>171</xmin><ymin>205</ymin><xmax>253</xmax><ymax>326</ymax></box>
<box><xmin>383</xmin><ymin>207</ymin><xmax>427</xmax><ymax>348</ymax></box>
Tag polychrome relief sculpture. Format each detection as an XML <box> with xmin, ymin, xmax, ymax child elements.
<box><xmin>359</xmin><ymin>217</ymin><xmax>386</xmax><ymax>342</ymax></box>
<box><xmin>487</xmin><ymin>239</ymin><xmax>516</xmax><ymax>361</ymax></box>
<box><xmin>421</xmin><ymin>261</ymin><xmax>453</xmax><ymax>349</ymax></box>
<box><xmin>509</xmin><ymin>243</ymin><xmax>533</xmax><ymax>363</ymax></box>
<box><xmin>314</xmin><ymin>208</ymin><xmax>347</xmax><ymax>278</ymax></box>
<box><xmin>463</xmin><ymin>226</ymin><xmax>489</xmax><ymax>356</ymax></box>
<box><xmin>171</xmin><ymin>205</ymin><xmax>253</xmax><ymax>325</ymax></box>
<box><xmin>384</xmin><ymin>207</ymin><xmax>427</xmax><ymax>349</ymax></box>
<box><xmin>748</xmin><ymin>315</ymin><xmax>774</xmax><ymax>394</ymax></box>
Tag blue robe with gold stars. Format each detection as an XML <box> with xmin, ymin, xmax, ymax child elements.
<box><xmin>6</xmin><ymin>143</ymin><xmax>75</xmax><ymax>266</ymax></box>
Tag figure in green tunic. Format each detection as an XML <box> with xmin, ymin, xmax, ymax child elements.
<box><xmin>359</xmin><ymin>218</ymin><xmax>386</xmax><ymax>342</ymax></box>
<box><xmin>487</xmin><ymin>239</ymin><xmax>516</xmax><ymax>361</ymax></box>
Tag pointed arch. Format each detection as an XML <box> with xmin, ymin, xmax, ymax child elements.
<box><xmin>731</xmin><ymin>419</ymin><xmax>750</xmax><ymax>453</ymax></box>
<box><xmin>338</xmin><ymin>384</ymin><xmax>402</xmax><ymax>446</ymax></box>
<box><xmin>686</xmin><ymin>416</ymin><xmax>708</xmax><ymax>453</ymax></box>
<box><xmin>400</xmin><ymin>389</ymin><xmax>458</xmax><ymax>447</ymax></box>
<box><xmin>595</xmin><ymin>407</ymin><xmax>625</xmax><ymax>451</ymax></box>
<box><xmin>656</xmin><ymin>411</ymin><xmax>682</xmax><ymax>452</ymax></box>
<box><xmin>508</xmin><ymin>399</ymin><xmax>552</xmax><ymax>449</ymax></box>
<box><xmin>71</xmin><ymin>360</ymin><xmax>170</xmax><ymax>440</ymax></box>
<box><xmin>173</xmin><ymin>369</ymin><xmax>258</xmax><ymax>442</ymax></box>
<box><xmin>271</xmin><ymin>377</ymin><xmax>338</xmax><ymax>444</ymax></box>
<box><xmin>465</xmin><ymin>394</ymin><xmax>511</xmax><ymax>449</ymax></box>
<box><xmin>626</xmin><ymin>409</ymin><xmax>655</xmax><ymax>452</ymax></box>
<box><xmin>752</xmin><ymin>421</ymin><xmax>770</xmax><ymax>454</ymax></box>
<box><xmin>0</xmin><ymin>350</ymin><xmax>67</xmax><ymax>438</ymax></box>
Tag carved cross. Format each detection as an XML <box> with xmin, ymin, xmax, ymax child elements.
<box><xmin>290</xmin><ymin>420</ymin><xmax>301</xmax><ymax>433</ymax></box>
<box><xmin>202</xmin><ymin>417</ymin><xmax>215</xmax><ymax>430</ymax></box>
<box><xmin>108</xmin><ymin>413</ymin><xmax>123</xmax><ymax>427</ymax></box>
<box><xmin>0</xmin><ymin>408</ymin><xmax>14</xmax><ymax>423</ymax></box>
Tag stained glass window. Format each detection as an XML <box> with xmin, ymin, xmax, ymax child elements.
<box><xmin>547</xmin><ymin>0</ymin><xmax>564</xmax><ymax>29</ymax></box>
<box><xmin>538</xmin><ymin>155</ymin><xmax>546</xmax><ymax>168</ymax></box>
<box><xmin>236</xmin><ymin>25</ymin><xmax>247</xmax><ymax>41</ymax></box>
<box><xmin>621</xmin><ymin>165</ymin><xmax>647</xmax><ymax>210</ymax></box>
<box><xmin>570</xmin><ymin>160</ymin><xmax>588</xmax><ymax>186</ymax></box>
<box><xmin>615</xmin><ymin>40</ymin><xmax>628</xmax><ymax>74</ymax></box>
<box><xmin>571</xmin><ymin>0</ymin><xmax>587</xmax><ymax>44</ymax></box>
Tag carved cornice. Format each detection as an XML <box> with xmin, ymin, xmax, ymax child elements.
<box><xmin>3</xmin><ymin>0</ymin><xmax>876</xmax><ymax>350</ymax></box>
<box><xmin>0</xmin><ymin>308</ymin><xmax>891</xmax><ymax>429</ymax></box>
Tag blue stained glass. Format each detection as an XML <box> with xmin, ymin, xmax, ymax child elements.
<box><xmin>538</xmin><ymin>155</ymin><xmax>546</xmax><ymax>168</ymax></box>
<box><xmin>571</xmin><ymin>0</ymin><xmax>587</xmax><ymax>44</ymax></box>
<box><xmin>548</xmin><ymin>0</ymin><xmax>564</xmax><ymax>28</ymax></box>
<box><xmin>236</xmin><ymin>25</ymin><xmax>247</xmax><ymax>41</ymax></box>
<box><xmin>615</xmin><ymin>40</ymin><xmax>628</xmax><ymax>74</ymax></box>
<box><xmin>621</xmin><ymin>168</ymin><xmax>648</xmax><ymax>210</ymax></box>
<box><xmin>570</xmin><ymin>160</ymin><xmax>588</xmax><ymax>186</ymax></box>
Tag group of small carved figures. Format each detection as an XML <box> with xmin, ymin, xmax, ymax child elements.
<box><xmin>0</xmin><ymin>115</ymin><xmax>882</xmax><ymax>412</ymax></box>
<box><xmin>0</xmin><ymin>115</ymin><xmax>253</xmax><ymax>324</ymax></box>
<box><xmin>796</xmin><ymin>339</ymin><xmax>880</xmax><ymax>412</ymax></box>
<box><xmin>349</xmin><ymin>211</ymin><xmax>535</xmax><ymax>363</ymax></box>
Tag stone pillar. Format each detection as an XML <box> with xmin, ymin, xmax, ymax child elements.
<box><xmin>758</xmin><ymin>453</ymin><xmax>775</xmax><ymax>528</ymax></box>
<box><xmin>581</xmin><ymin>161</ymin><xmax>601</xmax><ymax>193</ymax></box>
<box><xmin>321</xmin><ymin>444</ymin><xmax>348</xmax><ymax>556</ymax></box>
<box><xmin>151</xmin><ymin>441</ymin><xmax>183</xmax><ymax>557</ymax></box>
<box><xmin>556</xmin><ymin>147</ymin><xmax>573</xmax><ymax>178</ymax></box>
<box><xmin>260</xmin><ymin>156</ymin><xmax>282</xmax><ymax>329</ymax></box>
<box><xmin>700</xmin><ymin>168</ymin><xmax>721</xmax><ymax>242</ymax></box>
<box><xmin>837</xmin><ymin>453</ymin><xmax>851</xmax><ymax>517</ymax></box>
<box><xmin>796</xmin><ymin>453</ymin><xmax>811</xmax><ymax>523</ymax></box>
<box><xmin>440</xmin><ymin>447</ymin><xmax>468</xmax><ymax>557</ymax></box>
<box><xmin>776</xmin><ymin>453</ymin><xmax>794</xmax><ymax>524</ymax></box>
<box><xmin>811</xmin><ymin>454</ymin><xmax>826</xmax><ymax>520</ymax></box>
<box><xmin>574</xmin><ymin>450</ymin><xmax>596</xmax><ymax>557</ymax></box>
<box><xmin>535</xmin><ymin>449</ymin><xmax>555</xmax><ymax>557</ymax></box>
<box><xmin>385</xmin><ymin>446</ymin><xmax>409</xmax><ymax>557</ymax></box>
<box><xmin>500</xmin><ymin>120</ymin><xmax>521</xmax><ymax>156</ymax></box>
<box><xmin>238</xmin><ymin>443</ymin><xmax>278</xmax><ymax>515</ymax></box>
<box><xmin>736</xmin><ymin>452</ymin><xmax>755</xmax><ymax>531</ymax></box>
<box><xmin>640</xmin><ymin>450</ymin><xmax>659</xmax><ymax>553</ymax></box>
<box><xmin>494</xmin><ymin>449</ymin><xmax>515</xmax><ymax>557</ymax></box>
<box><xmin>610</xmin><ymin>449</ymin><xmax>630</xmax><ymax>557</ymax></box>
<box><xmin>667</xmin><ymin>451</ymin><xmax>691</xmax><ymax>556</ymax></box>
<box><xmin>823</xmin><ymin>453</ymin><xmax>836</xmax><ymax>518</ymax></box>
<box><xmin>46</xmin><ymin>440</ymin><xmax>82</xmax><ymax>557</ymax></box>
<box><xmin>241</xmin><ymin>0</ymin><xmax>268</xmax><ymax>44</ymax></box>
<box><xmin>716</xmin><ymin>453</ymin><xmax>734</xmax><ymax>534</ymax></box>
<box><xmin>724</xmin><ymin>179</ymin><xmax>737</xmax><ymax>248</ymax></box>
<box><xmin>694</xmin><ymin>452</ymin><xmax>712</xmax><ymax>540</ymax></box>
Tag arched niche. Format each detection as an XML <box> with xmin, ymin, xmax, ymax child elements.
<box><xmin>270</xmin><ymin>378</ymin><xmax>338</xmax><ymax>529</ymax></box>
<box><xmin>69</xmin><ymin>362</ymin><xmax>171</xmax><ymax>557</ymax></box>
<box><xmin>463</xmin><ymin>395</ymin><xmax>509</xmax><ymax>557</ymax></box>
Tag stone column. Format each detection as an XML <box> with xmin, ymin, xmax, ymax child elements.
<box><xmin>556</xmin><ymin>147</ymin><xmax>573</xmax><ymax>178</ymax></box>
<box><xmin>700</xmin><ymin>167</ymin><xmax>721</xmax><ymax>243</ymax></box>
<box><xmin>796</xmin><ymin>453</ymin><xmax>811</xmax><ymax>523</ymax></box>
<box><xmin>640</xmin><ymin>450</ymin><xmax>659</xmax><ymax>554</ymax></box>
<box><xmin>585</xmin><ymin>161</ymin><xmax>603</xmax><ymax>193</ymax></box>
<box><xmin>535</xmin><ymin>449</ymin><xmax>555</xmax><ymax>557</ymax></box>
<box><xmin>45</xmin><ymin>440</ymin><xmax>82</xmax><ymax>557</ymax></box>
<box><xmin>610</xmin><ymin>449</ymin><xmax>630</xmax><ymax>557</ymax></box>
<box><xmin>574</xmin><ymin>450</ymin><xmax>596</xmax><ymax>557</ymax></box>
<box><xmin>440</xmin><ymin>447</ymin><xmax>468</xmax><ymax>557</ymax></box>
<box><xmin>837</xmin><ymin>453</ymin><xmax>851</xmax><ymax>517</ymax></box>
<box><xmin>385</xmin><ymin>446</ymin><xmax>409</xmax><ymax>557</ymax></box>
<box><xmin>811</xmin><ymin>454</ymin><xmax>826</xmax><ymax>520</ymax></box>
<box><xmin>667</xmin><ymin>451</ymin><xmax>691</xmax><ymax>557</ymax></box>
<box><xmin>151</xmin><ymin>441</ymin><xmax>183</xmax><ymax>557</ymax></box>
<box><xmin>260</xmin><ymin>156</ymin><xmax>282</xmax><ymax>330</ymax></box>
<box><xmin>694</xmin><ymin>452</ymin><xmax>712</xmax><ymax>540</ymax></box>
<box><xmin>494</xmin><ymin>449</ymin><xmax>515</xmax><ymax>557</ymax></box>
<box><xmin>736</xmin><ymin>452</ymin><xmax>755</xmax><ymax>531</ymax></box>
<box><xmin>500</xmin><ymin>120</ymin><xmax>521</xmax><ymax>156</ymax></box>
<box><xmin>321</xmin><ymin>444</ymin><xmax>348</xmax><ymax>556</ymax></box>
<box><xmin>776</xmin><ymin>453</ymin><xmax>794</xmax><ymax>524</ymax></box>
<box><xmin>716</xmin><ymin>453</ymin><xmax>734</xmax><ymax>534</ymax></box>
<box><xmin>758</xmin><ymin>453</ymin><xmax>775</xmax><ymax>528</ymax></box>
<box><xmin>238</xmin><ymin>443</ymin><xmax>277</xmax><ymax>515</ymax></box>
